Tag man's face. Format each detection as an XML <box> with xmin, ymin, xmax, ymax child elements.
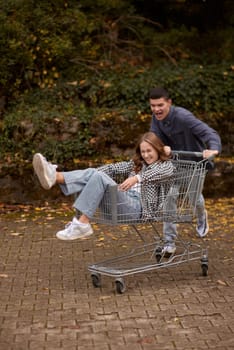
<box><xmin>150</xmin><ymin>97</ymin><xmax>172</xmax><ymax>121</ymax></box>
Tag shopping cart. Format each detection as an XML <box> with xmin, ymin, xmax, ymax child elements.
<box><xmin>88</xmin><ymin>151</ymin><xmax>212</xmax><ymax>293</ymax></box>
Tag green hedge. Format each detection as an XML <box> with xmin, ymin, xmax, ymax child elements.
<box><xmin>0</xmin><ymin>0</ymin><xmax>233</xmax><ymax>100</ymax></box>
<box><xmin>0</xmin><ymin>63</ymin><xmax>233</xmax><ymax>165</ymax></box>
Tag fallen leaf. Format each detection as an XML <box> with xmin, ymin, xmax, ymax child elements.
<box><xmin>11</xmin><ymin>232</ymin><xmax>24</xmax><ymax>236</ymax></box>
<box><xmin>137</xmin><ymin>337</ymin><xmax>154</xmax><ymax>344</ymax></box>
<box><xmin>99</xmin><ymin>296</ymin><xmax>111</xmax><ymax>300</ymax></box>
<box><xmin>217</xmin><ymin>279</ymin><xmax>227</xmax><ymax>286</ymax></box>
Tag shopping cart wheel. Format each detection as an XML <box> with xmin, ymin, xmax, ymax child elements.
<box><xmin>201</xmin><ymin>264</ymin><xmax>208</xmax><ymax>276</ymax></box>
<box><xmin>155</xmin><ymin>247</ymin><xmax>162</xmax><ymax>263</ymax></box>
<box><xmin>201</xmin><ymin>256</ymin><xmax>208</xmax><ymax>276</ymax></box>
<box><xmin>91</xmin><ymin>273</ymin><xmax>101</xmax><ymax>288</ymax></box>
<box><xmin>115</xmin><ymin>278</ymin><xmax>126</xmax><ymax>294</ymax></box>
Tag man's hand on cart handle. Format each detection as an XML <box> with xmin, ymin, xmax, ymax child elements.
<box><xmin>164</xmin><ymin>146</ymin><xmax>171</xmax><ymax>156</ymax></box>
<box><xmin>118</xmin><ymin>176</ymin><xmax>138</xmax><ymax>192</ymax></box>
<box><xmin>202</xmin><ymin>149</ymin><xmax>219</xmax><ymax>159</ymax></box>
<box><xmin>165</xmin><ymin>146</ymin><xmax>218</xmax><ymax>160</ymax></box>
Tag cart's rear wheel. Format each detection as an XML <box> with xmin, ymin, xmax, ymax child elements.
<box><xmin>201</xmin><ymin>256</ymin><xmax>208</xmax><ymax>276</ymax></box>
<box><xmin>201</xmin><ymin>264</ymin><xmax>208</xmax><ymax>276</ymax></box>
<box><xmin>91</xmin><ymin>273</ymin><xmax>101</xmax><ymax>288</ymax></box>
<box><xmin>115</xmin><ymin>278</ymin><xmax>126</xmax><ymax>294</ymax></box>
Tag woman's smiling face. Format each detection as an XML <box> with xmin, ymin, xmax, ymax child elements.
<box><xmin>140</xmin><ymin>141</ymin><xmax>159</xmax><ymax>164</ymax></box>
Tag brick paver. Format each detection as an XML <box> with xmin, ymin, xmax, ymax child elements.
<box><xmin>0</xmin><ymin>198</ymin><xmax>234</xmax><ymax>350</ymax></box>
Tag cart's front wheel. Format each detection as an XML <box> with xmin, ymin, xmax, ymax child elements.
<box><xmin>155</xmin><ymin>247</ymin><xmax>162</xmax><ymax>263</ymax></box>
<box><xmin>91</xmin><ymin>273</ymin><xmax>101</xmax><ymax>288</ymax></box>
<box><xmin>115</xmin><ymin>278</ymin><xmax>126</xmax><ymax>294</ymax></box>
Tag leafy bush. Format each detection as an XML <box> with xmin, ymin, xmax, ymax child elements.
<box><xmin>1</xmin><ymin>62</ymin><xmax>233</xmax><ymax>166</ymax></box>
<box><xmin>0</xmin><ymin>0</ymin><xmax>233</xmax><ymax>101</ymax></box>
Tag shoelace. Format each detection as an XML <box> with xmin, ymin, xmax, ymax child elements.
<box><xmin>49</xmin><ymin>163</ymin><xmax>58</xmax><ymax>171</ymax></box>
<box><xmin>63</xmin><ymin>222</ymin><xmax>74</xmax><ymax>235</ymax></box>
<box><xmin>42</xmin><ymin>155</ymin><xmax>57</xmax><ymax>170</ymax></box>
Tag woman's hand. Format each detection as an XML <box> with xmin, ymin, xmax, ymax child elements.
<box><xmin>118</xmin><ymin>176</ymin><xmax>138</xmax><ymax>191</ymax></box>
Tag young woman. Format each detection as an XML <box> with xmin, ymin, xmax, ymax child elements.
<box><xmin>33</xmin><ymin>132</ymin><xmax>174</xmax><ymax>241</ymax></box>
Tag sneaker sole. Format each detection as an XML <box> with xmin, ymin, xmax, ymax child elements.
<box><xmin>33</xmin><ymin>154</ymin><xmax>52</xmax><ymax>190</ymax></box>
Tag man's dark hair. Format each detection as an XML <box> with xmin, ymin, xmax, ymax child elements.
<box><xmin>149</xmin><ymin>87</ymin><xmax>170</xmax><ymax>100</ymax></box>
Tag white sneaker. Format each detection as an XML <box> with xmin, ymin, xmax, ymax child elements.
<box><xmin>33</xmin><ymin>153</ymin><xmax>57</xmax><ymax>190</ymax></box>
<box><xmin>197</xmin><ymin>210</ymin><xmax>209</xmax><ymax>238</ymax></box>
<box><xmin>56</xmin><ymin>219</ymin><xmax>93</xmax><ymax>240</ymax></box>
<box><xmin>162</xmin><ymin>244</ymin><xmax>176</xmax><ymax>255</ymax></box>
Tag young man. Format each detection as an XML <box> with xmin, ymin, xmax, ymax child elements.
<box><xmin>149</xmin><ymin>86</ymin><xmax>222</xmax><ymax>254</ymax></box>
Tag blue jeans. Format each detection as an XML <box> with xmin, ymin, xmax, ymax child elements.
<box><xmin>59</xmin><ymin>168</ymin><xmax>141</xmax><ymax>220</ymax></box>
<box><xmin>163</xmin><ymin>191</ymin><xmax>205</xmax><ymax>244</ymax></box>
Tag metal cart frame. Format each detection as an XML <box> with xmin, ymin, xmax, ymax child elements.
<box><xmin>88</xmin><ymin>151</ymin><xmax>212</xmax><ymax>293</ymax></box>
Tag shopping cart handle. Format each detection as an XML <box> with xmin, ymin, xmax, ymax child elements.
<box><xmin>171</xmin><ymin>150</ymin><xmax>215</xmax><ymax>161</ymax></box>
<box><xmin>172</xmin><ymin>150</ymin><xmax>203</xmax><ymax>157</ymax></box>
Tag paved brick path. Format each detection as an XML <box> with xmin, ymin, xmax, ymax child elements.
<box><xmin>0</xmin><ymin>198</ymin><xmax>234</xmax><ymax>350</ymax></box>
